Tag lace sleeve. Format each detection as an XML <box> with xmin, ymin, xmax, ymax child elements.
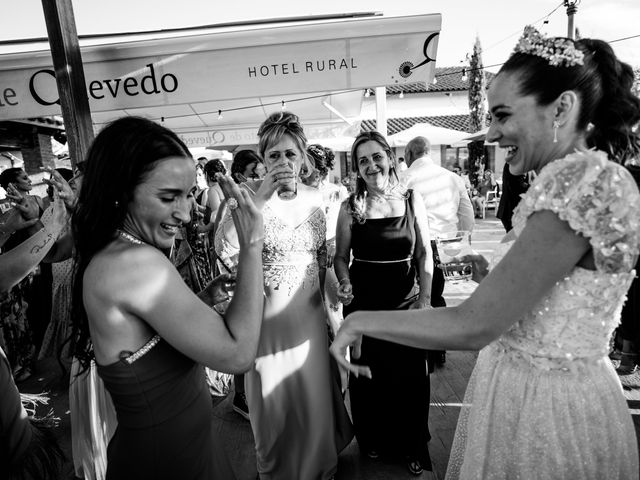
<box><xmin>513</xmin><ymin>150</ymin><xmax>640</xmax><ymax>273</ymax></box>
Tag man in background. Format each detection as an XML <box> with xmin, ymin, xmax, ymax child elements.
<box><xmin>402</xmin><ymin>136</ymin><xmax>475</xmax><ymax>365</ymax></box>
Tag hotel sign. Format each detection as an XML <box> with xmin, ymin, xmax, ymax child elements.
<box><xmin>0</xmin><ymin>14</ymin><xmax>441</xmax><ymax>121</ymax></box>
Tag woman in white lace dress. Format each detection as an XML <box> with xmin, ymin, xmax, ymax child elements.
<box><xmin>216</xmin><ymin>112</ymin><xmax>352</xmax><ymax>479</ymax></box>
<box><xmin>331</xmin><ymin>26</ymin><xmax>640</xmax><ymax>479</ymax></box>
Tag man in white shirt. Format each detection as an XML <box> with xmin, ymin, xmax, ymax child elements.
<box><xmin>401</xmin><ymin>136</ymin><xmax>475</xmax><ymax>365</ymax></box>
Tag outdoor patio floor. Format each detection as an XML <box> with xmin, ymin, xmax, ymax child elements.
<box><xmin>18</xmin><ymin>215</ymin><xmax>640</xmax><ymax>479</ymax></box>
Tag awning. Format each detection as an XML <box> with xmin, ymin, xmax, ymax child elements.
<box><xmin>387</xmin><ymin>123</ymin><xmax>470</xmax><ymax>148</ymax></box>
<box><xmin>0</xmin><ymin>14</ymin><xmax>442</xmax><ymax>146</ymax></box>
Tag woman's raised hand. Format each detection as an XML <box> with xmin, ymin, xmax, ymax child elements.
<box><xmin>6</xmin><ymin>184</ymin><xmax>39</xmax><ymax>221</ymax></box>
<box><xmin>217</xmin><ymin>174</ymin><xmax>263</xmax><ymax>249</ymax></box>
<box><xmin>255</xmin><ymin>161</ymin><xmax>296</xmax><ymax>201</ymax></box>
<box><xmin>44</xmin><ymin>168</ymin><xmax>76</xmax><ymax>209</ymax></box>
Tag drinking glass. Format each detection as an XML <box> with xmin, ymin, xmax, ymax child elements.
<box><xmin>435</xmin><ymin>230</ymin><xmax>473</xmax><ymax>283</ymax></box>
<box><xmin>277</xmin><ymin>160</ymin><xmax>297</xmax><ymax>200</ymax></box>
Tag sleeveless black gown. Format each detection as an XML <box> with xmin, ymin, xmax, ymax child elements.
<box><xmin>343</xmin><ymin>192</ymin><xmax>431</xmax><ymax>467</ymax></box>
<box><xmin>97</xmin><ymin>336</ymin><xmax>230</xmax><ymax>479</ymax></box>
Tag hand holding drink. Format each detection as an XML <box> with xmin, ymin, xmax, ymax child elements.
<box><xmin>276</xmin><ymin>159</ymin><xmax>297</xmax><ymax>200</ymax></box>
<box><xmin>435</xmin><ymin>230</ymin><xmax>473</xmax><ymax>283</ymax></box>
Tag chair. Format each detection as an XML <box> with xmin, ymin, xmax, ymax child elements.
<box><xmin>482</xmin><ymin>187</ymin><xmax>500</xmax><ymax>219</ymax></box>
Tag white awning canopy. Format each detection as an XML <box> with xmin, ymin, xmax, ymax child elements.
<box><xmin>387</xmin><ymin>123</ymin><xmax>469</xmax><ymax>147</ymax></box>
<box><xmin>0</xmin><ymin>14</ymin><xmax>442</xmax><ymax>148</ymax></box>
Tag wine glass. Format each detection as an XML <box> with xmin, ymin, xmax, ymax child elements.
<box><xmin>435</xmin><ymin>230</ymin><xmax>473</xmax><ymax>283</ymax></box>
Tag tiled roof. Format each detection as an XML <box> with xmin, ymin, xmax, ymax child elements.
<box><xmin>374</xmin><ymin>67</ymin><xmax>495</xmax><ymax>95</ymax></box>
<box><xmin>361</xmin><ymin>115</ymin><xmax>490</xmax><ymax>135</ymax></box>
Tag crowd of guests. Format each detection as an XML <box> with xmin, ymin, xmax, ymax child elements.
<box><xmin>1</xmin><ymin>26</ymin><xmax>639</xmax><ymax>480</ymax></box>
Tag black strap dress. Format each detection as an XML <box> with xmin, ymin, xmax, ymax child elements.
<box><xmin>343</xmin><ymin>191</ymin><xmax>431</xmax><ymax>467</ymax></box>
<box><xmin>97</xmin><ymin>336</ymin><xmax>232</xmax><ymax>479</ymax></box>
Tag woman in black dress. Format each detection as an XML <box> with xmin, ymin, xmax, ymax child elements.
<box><xmin>71</xmin><ymin>117</ymin><xmax>265</xmax><ymax>479</ymax></box>
<box><xmin>333</xmin><ymin>131</ymin><xmax>433</xmax><ymax>476</ymax></box>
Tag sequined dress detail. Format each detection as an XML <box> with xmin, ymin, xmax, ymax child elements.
<box><xmin>446</xmin><ymin>151</ymin><xmax>640</xmax><ymax>479</ymax></box>
<box><xmin>216</xmin><ymin>198</ymin><xmax>352</xmax><ymax>480</ymax></box>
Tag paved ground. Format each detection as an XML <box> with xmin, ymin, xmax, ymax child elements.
<box><xmin>18</xmin><ymin>212</ymin><xmax>640</xmax><ymax>479</ymax></box>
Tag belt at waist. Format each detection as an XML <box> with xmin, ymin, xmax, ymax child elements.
<box><xmin>353</xmin><ymin>256</ymin><xmax>412</xmax><ymax>264</ymax></box>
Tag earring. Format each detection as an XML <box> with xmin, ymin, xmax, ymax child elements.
<box><xmin>553</xmin><ymin>120</ymin><xmax>559</xmax><ymax>143</ymax></box>
<box><xmin>114</xmin><ymin>200</ymin><xmax>119</xmax><ymax>208</ymax></box>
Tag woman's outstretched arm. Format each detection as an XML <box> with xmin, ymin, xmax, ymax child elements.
<box><xmin>331</xmin><ymin>210</ymin><xmax>591</xmax><ymax>376</ymax></box>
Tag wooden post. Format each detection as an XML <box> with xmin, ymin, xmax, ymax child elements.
<box><xmin>41</xmin><ymin>0</ymin><xmax>94</xmax><ymax>168</ymax></box>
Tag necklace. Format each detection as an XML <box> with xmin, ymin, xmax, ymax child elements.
<box><xmin>117</xmin><ymin>229</ymin><xmax>147</xmax><ymax>245</ymax></box>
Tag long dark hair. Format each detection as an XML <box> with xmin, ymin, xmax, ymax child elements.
<box><xmin>231</xmin><ymin>150</ymin><xmax>263</xmax><ymax>184</ymax></box>
<box><xmin>347</xmin><ymin>131</ymin><xmax>400</xmax><ymax>223</ymax></box>
<box><xmin>71</xmin><ymin>116</ymin><xmax>192</xmax><ymax>371</ymax></box>
<box><xmin>500</xmin><ymin>38</ymin><xmax>640</xmax><ymax>163</ymax></box>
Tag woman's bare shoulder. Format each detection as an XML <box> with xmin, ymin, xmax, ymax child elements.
<box><xmin>84</xmin><ymin>242</ymin><xmax>171</xmax><ymax>299</ymax></box>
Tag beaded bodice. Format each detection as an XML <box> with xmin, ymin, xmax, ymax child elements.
<box><xmin>215</xmin><ymin>202</ymin><xmax>326</xmax><ymax>294</ymax></box>
<box><xmin>261</xmin><ymin>205</ymin><xmax>326</xmax><ymax>292</ymax></box>
<box><xmin>492</xmin><ymin>151</ymin><xmax>640</xmax><ymax>369</ymax></box>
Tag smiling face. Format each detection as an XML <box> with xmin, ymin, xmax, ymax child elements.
<box><xmin>486</xmin><ymin>72</ymin><xmax>559</xmax><ymax>175</ymax></box>
<box><xmin>123</xmin><ymin>156</ymin><xmax>196</xmax><ymax>250</ymax></box>
<box><xmin>263</xmin><ymin>133</ymin><xmax>303</xmax><ymax>174</ymax></box>
<box><xmin>12</xmin><ymin>169</ymin><xmax>32</xmax><ymax>192</ymax></box>
<box><xmin>355</xmin><ymin>140</ymin><xmax>392</xmax><ymax>190</ymax></box>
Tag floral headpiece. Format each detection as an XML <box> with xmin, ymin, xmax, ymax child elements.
<box><xmin>513</xmin><ymin>25</ymin><xmax>584</xmax><ymax>67</ymax></box>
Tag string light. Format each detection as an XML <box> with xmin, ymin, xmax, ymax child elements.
<box><xmin>281</xmin><ymin>100</ymin><xmax>286</xmax><ymax>110</ymax></box>
<box><xmin>91</xmin><ymin>32</ymin><xmax>639</xmax><ymax>128</ymax></box>
<box><xmin>399</xmin><ymin>91</ymin><xmax>404</xmax><ymax>99</ymax></box>
<box><xmin>461</xmin><ymin>68</ymin><xmax>468</xmax><ymax>82</ymax></box>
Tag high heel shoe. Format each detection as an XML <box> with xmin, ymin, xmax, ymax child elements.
<box><xmin>407</xmin><ymin>459</ymin><xmax>423</xmax><ymax>476</ymax></box>
<box><xmin>616</xmin><ymin>352</ymin><xmax>639</xmax><ymax>375</ymax></box>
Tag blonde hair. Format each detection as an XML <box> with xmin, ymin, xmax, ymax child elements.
<box><xmin>257</xmin><ymin>111</ymin><xmax>313</xmax><ymax>176</ymax></box>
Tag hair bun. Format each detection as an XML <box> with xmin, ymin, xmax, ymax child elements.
<box><xmin>258</xmin><ymin>111</ymin><xmax>302</xmax><ymax>138</ymax></box>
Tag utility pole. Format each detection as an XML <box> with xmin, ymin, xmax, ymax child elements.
<box><xmin>563</xmin><ymin>0</ymin><xmax>580</xmax><ymax>40</ymax></box>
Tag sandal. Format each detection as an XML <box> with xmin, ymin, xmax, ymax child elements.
<box><xmin>407</xmin><ymin>460</ymin><xmax>423</xmax><ymax>476</ymax></box>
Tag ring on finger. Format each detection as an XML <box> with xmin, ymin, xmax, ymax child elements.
<box><xmin>227</xmin><ymin>198</ymin><xmax>239</xmax><ymax>210</ymax></box>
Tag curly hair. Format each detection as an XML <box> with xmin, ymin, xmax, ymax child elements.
<box><xmin>203</xmin><ymin>159</ymin><xmax>227</xmax><ymax>180</ymax></box>
<box><xmin>306</xmin><ymin>144</ymin><xmax>336</xmax><ymax>179</ymax></box>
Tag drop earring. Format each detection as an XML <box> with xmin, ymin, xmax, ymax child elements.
<box><xmin>553</xmin><ymin>120</ymin><xmax>559</xmax><ymax>143</ymax></box>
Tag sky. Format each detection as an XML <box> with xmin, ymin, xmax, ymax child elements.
<box><xmin>1</xmin><ymin>0</ymin><xmax>639</xmax><ymax>71</ymax></box>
